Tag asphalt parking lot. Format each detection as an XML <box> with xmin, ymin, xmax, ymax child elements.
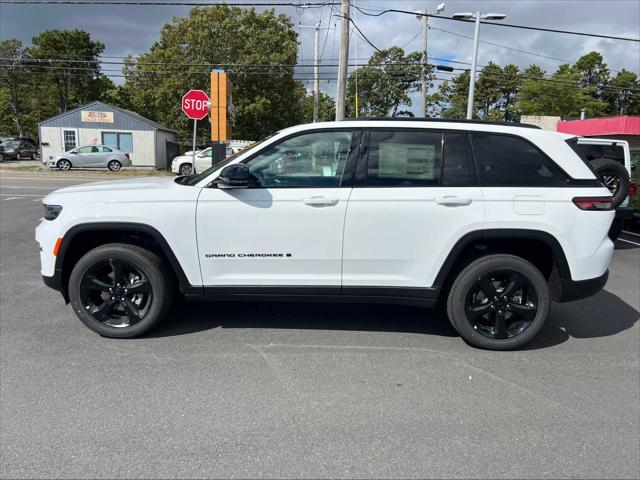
<box><xmin>1</xmin><ymin>170</ymin><xmax>639</xmax><ymax>479</ymax></box>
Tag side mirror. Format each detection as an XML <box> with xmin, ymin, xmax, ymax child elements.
<box><xmin>214</xmin><ymin>163</ymin><xmax>250</xmax><ymax>189</ymax></box>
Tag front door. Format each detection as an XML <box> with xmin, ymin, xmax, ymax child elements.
<box><xmin>342</xmin><ymin>129</ymin><xmax>485</xmax><ymax>291</ymax></box>
<box><xmin>196</xmin><ymin>129</ymin><xmax>357</xmax><ymax>288</ymax></box>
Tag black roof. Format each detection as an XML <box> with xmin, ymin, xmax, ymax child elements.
<box><xmin>343</xmin><ymin>117</ymin><xmax>541</xmax><ymax>129</ymax></box>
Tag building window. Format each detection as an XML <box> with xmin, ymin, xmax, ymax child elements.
<box><xmin>102</xmin><ymin>132</ymin><xmax>133</xmax><ymax>152</ymax></box>
<box><xmin>62</xmin><ymin>130</ymin><xmax>77</xmax><ymax>151</ymax></box>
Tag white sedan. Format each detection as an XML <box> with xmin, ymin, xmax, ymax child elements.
<box><xmin>171</xmin><ymin>146</ymin><xmax>233</xmax><ymax>175</ymax></box>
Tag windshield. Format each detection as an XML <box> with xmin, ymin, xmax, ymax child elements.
<box><xmin>178</xmin><ymin>139</ymin><xmax>268</xmax><ymax>186</ymax></box>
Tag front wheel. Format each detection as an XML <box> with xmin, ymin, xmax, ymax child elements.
<box><xmin>446</xmin><ymin>254</ymin><xmax>550</xmax><ymax>350</ymax></box>
<box><xmin>108</xmin><ymin>160</ymin><xmax>122</xmax><ymax>172</ymax></box>
<box><xmin>179</xmin><ymin>163</ymin><xmax>193</xmax><ymax>176</ymax></box>
<box><xmin>57</xmin><ymin>159</ymin><xmax>71</xmax><ymax>171</ymax></box>
<box><xmin>68</xmin><ymin>243</ymin><xmax>173</xmax><ymax>338</ymax></box>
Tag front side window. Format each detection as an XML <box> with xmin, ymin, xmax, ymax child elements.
<box><xmin>470</xmin><ymin>133</ymin><xmax>567</xmax><ymax>186</ymax></box>
<box><xmin>365</xmin><ymin>130</ymin><xmax>442</xmax><ymax>187</ymax></box>
<box><xmin>77</xmin><ymin>146</ymin><xmax>94</xmax><ymax>154</ymax></box>
<box><xmin>245</xmin><ymin>131</ymin><xmax>352</xmax><ymax>188</ymax></box>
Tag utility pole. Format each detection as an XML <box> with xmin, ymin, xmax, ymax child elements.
<box><xmin>300</xmin><ymin>22</ymin><xmax>334</xmax><ymax>122</ymax></box>
<box><xmin>420</xmin><ymin>9</ymin><xmax>428</xmax><ymax>117</ymax></box>
<box><xmin>314</xmin><ymin>22</ymin><xmax>320</xmax><ymax>122</ymax></box>
<box><xmin>335</xmin><ymin>0</ymin><xmax>350</xmax><ymax>121</ymax></box>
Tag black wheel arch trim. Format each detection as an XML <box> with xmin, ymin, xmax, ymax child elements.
<box><xmin>50</xmin><ymin>222</ymin><xmax>201</xmax><ymax>302</ymax></box>
<box><xmin>432</xmin><ymin>228</ymin><xmax>573</xmax><ymax>288</ymax></box>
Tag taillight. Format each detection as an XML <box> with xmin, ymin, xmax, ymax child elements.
<box><xmin>629</xmin><ymin>181</ymin><xmax>637</xmax><ymax>197</ymax></box>
<box><xmin>124</xmin><ymin>153</ymin><xmax>130</xmax><ymax>160</ymax></box>
<box><xmin>572</xmin><ymin>196</ymin><xmax>613</xmax><ymax>211</ymax></box>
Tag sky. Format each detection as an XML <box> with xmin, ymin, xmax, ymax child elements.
<box><xmin>1</xmin><ymin>0</ymin><xmax>639</xmax><ymax>115</ymax></box>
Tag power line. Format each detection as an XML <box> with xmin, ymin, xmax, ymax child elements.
<box><xmin>351</xmin><ymin>4</ymin><xmax>640</xmax><ymax>43</ymax></box>
<box><xmin>0</xmin><ymin>0</ymin><xmax>334</xmax><ymax>5</ymax></box>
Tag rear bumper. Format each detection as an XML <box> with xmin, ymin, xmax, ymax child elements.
<box><xmin>556</xmin><ymin>270</ymin><xmax>608</xmax><ymax>303</ymax></box>
<box><xmin>615</xmin><ymin>206</ymin><xmax>634</xmax><ymax>220</ymax></box>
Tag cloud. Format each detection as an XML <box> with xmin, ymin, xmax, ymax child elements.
<box><xmin>1</xmin><ymin>0</ymin><xmax>638</xmax><ymax>113</ymax></box>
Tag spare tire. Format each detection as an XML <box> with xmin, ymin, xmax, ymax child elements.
<box><xmin>590</xmin><ymin>158</ymin><xmax>630</xmax><ymax>208</ymax></box>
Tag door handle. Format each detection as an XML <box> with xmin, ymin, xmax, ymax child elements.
<box><xmin>435</xmin><ymin>195</ymin><xmax>472</xmax><ymax>206</ymax></box>
<box><xmin>302</xmin><ymin>196</ymin><xmax>339</xmax><ymax>207</ymax></box>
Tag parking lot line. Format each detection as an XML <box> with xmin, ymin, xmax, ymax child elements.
<box><xmin>1</xmin><ymin>194</ymin><xmax>43</xmax><ymax>197</ymax></box>
<box><xmin>618</xmin><ymin>237</ymin><xmax>640</xmax><ymax>246</ymax></box>
<box><xmin>622</xmin><ymin>230</ymin><xmax>640</xmax><ymax>238</ymax></box>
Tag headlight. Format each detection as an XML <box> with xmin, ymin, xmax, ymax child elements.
<box><xmin>44</xmin><ymin>204</ymin><xmax>63</xmax><ymax>221</ymax></box>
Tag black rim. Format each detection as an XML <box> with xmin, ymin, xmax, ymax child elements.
<box><xmin>79</xmin><ymin>259</ymin><xmax>152</xmax><ymax>328</ymax></box>
<box><xmin>600</xmin><ymin>171</ymin><xmax>620</xmax><ymax>195</ymax></box>
<box><xmin>464</xmin><ymin>269</ymin><xmax>538</xmax><ymax>340</ymax></box>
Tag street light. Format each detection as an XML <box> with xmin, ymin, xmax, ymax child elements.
<box><xmin>452</xmin><ymin>11</ymin><xmax>507</xmax><ymax>119</ymax></box>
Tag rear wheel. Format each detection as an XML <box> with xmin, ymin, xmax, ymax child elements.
<box><xmin>57</xmin><ymin>159</ymin><xmax>71</xmax><ymax>171</ymax></box>
<box><xmin>108</xmin><ymin>160</ymin><xmax>122</xmax><ymax>172</ymax></box>
<box><xmin>68</xmin><ymin>244</ymin><xmax>173</xmax><ymax>338</ymax></box>
<box><xmin>179</xmin><ymin>163</ymin><xmax>193</xmax><ymax>176</ymax></box>
<box><xmin>0</xmin><ymin>153</ymin><xmax>4</xmax><ymax>162</ymax></box>
<box><xmin>446</xmin><ymin>254</ymin><xmax>550</xmax><ymax>350</ymax></box>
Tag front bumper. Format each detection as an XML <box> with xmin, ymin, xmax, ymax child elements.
<box><xmin>555</xmin><ymin>270</ymin><xmax>609</xmax><ymax>303</ymax></box>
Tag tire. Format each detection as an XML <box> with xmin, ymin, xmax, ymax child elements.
<box><xmin>0</xmin><ymin>154</ymin><xmax>4</xmax><ymax>162</ymax></box>
<box><xmin>31</xmin><ymin>152</ymin><xmax>36</xmax><ymax>160</ymax></box>
<box><xmin>68</xmin><ymin>243</ymin><xmax>173</xmax><ymax>338</ymax></box>
<box><xmin>57</xmin><ymin>159</ymin><xmax>71</xmax><ymax>171</ymax></box>
<box><xmin>108</xmin><ymin>160</ymin><xmax>122</xmax><ymax>172</ymax></box>
<box><xmin>179</xmin><ymin>163</ymin><xmax>193</xmax><ymax>176</ymax></box>
<box><xmin>16</xmin><ymin>152</ymin><xmax>21</xmax><ymax>161</ymax></box>
<box><xmin>590</xmin><ymin>158</ymin><xmax>630</xmax><ymax>208</ymax></box>
<box><xmin>608</xmin><ymin>218</ymin><xmax>625</xmax><ymax>241</ymax></box>
<box><xmin>446</xmin><ymin>254</ymin><xmax>550</xmax><ymax>350</ymax></box>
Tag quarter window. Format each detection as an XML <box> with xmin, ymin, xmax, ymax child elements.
<box><xmin>365</xmin><ymin>130</ymin><xmax>442</xmax><ymax>187</ymax></box>
<box><xmin>470</xmin><ymin>133</ymin><xmax>567</xmax><ymax>186</ymax></box>
<box><xmin>245</xmin><ymin>131</ymin><xmax>352</xmax><ymax>188</ymax></box>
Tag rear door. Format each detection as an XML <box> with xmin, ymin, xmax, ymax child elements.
<box><xmin>342</xmin><ymin>129</ymin><xmax>484</xmax><ymax>293</ymax></box>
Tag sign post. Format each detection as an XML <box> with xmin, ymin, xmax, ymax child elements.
<box><xmin>181</xmin><ymin>89</ymin><xmax>210</xmax><ymax>174</ymax></box>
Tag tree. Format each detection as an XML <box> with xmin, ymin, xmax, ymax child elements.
<box><xmin>518</xmin><ymin>64</ymin><xmax>607</xmax><ymax>117</ymax></box>
<box><xmin>27</xmin><ymin>29</ymin><xmax>106</xmax><ymax>114</ymax></box>
<box><xmin>572</xmin><ymin>51</ymin><xmax>610</xmax><ymax>101</ymax></box>
<box><xmin>345</xmin><ymin>47</ymin><xmax>422</xmax><ymax>117</ymax></box>
<box><xmin>301</xmin><ymin>90</ymin><xmax>335</xmax><ymax>123</ymax></box>
<box><xmin>122</xmin><ymin>6</ymin><xmax>305</xmax><ymax>141</ymax></box>
<box><xmin>603</xmin><ymin>69</ymin><xmax>640</xmax><ymax>115</ymax></box>
<box><xmin>436</xmin><ymin>70</ymin><xmax>470</xmax><ymax>119</ymax></box>
<box><xmin>0</xmin><ymin>39</ymin><xmax>29</xmax><ymax>136</ymax></box>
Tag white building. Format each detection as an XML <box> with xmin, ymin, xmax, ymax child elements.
<box><xmin>38</xmin><ymin>101</ymin><xmax>178</xmax><ymax>169</ymax></box>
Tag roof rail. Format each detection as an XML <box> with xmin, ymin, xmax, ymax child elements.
<box><xmin>343</xmin><ymin>117</ymin><xmax>542</xmax><ymax>129</ymax></box>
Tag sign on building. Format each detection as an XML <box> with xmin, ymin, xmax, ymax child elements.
<box><xmin>81</xmin><ymin>111</ymin><xmax>114</xmax><ymax>123</ymax></box>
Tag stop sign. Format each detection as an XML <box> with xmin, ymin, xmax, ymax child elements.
<box><xmin>182</xmin><ymin>89</ymin><xmax>210</xmax><ymax>120</ymax></box>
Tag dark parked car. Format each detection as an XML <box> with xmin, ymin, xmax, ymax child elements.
<box><xmin>0</xmin><ymin>140</ymin><xmax>39</xmax><ymax>161</ymax></box>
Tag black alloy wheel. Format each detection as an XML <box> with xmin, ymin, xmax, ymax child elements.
<box><xmin>79</xmin><ymin>258</ymin><xmax>152</xmax><ymax>328</ymax></box>
<box><xmin>446</xmin><ymin>254</ymin><xmax>550</xmax><ymax>350</ymax></box>
<box><xmin>464</xmin><ymin>269</ymin><xmax>538</xmax><ymax>340</ymax></box>
<box><xmin>69</xmin><ymin>243</ymin><xmax>173</xmax><ymax>338</ymax></box>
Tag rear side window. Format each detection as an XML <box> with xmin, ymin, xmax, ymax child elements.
<box><xmin>470</xmin><ymin>133</ymin><xmax>567</xmax><ymax>186</ymax></box>
<box><xmin>365</xmin><ymin>130</ymin><xmax>442</xmax><ymax>187</ymax></box>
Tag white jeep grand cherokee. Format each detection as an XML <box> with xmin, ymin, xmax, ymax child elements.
<box><xmin>36</xmin><ymin>119</ymin><xmax>615</xmax><ymax>350</ymax></box>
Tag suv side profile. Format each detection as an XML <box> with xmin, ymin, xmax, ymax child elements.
<box><xmin>36</xmin><ymin>120</ymin><xmax>615</xmax><ymax>350</ymax></box>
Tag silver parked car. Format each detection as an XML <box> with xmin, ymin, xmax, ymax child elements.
<box><xmin>46</xmin><ymin>145</ymin><xmax>132</xmax><ymax>171</ymax></box>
